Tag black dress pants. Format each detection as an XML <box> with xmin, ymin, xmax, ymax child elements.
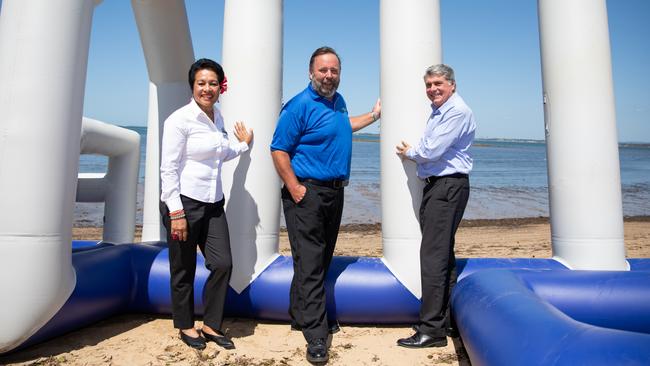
<box><xmin>160</xmin><ymin>195</ymin><xmax>232</xmax><ymax>331</ymax></box>
<box><xmin>417</xmin><ymin>175</ymin><xmax>469</xmax><ymax>337</ymax></box>
<box><xmin>282</xmin><ymin>183</ymin><xmax>344</xmax><ymax>342</ymax></box>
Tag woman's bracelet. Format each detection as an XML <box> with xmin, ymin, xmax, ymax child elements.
<box><xmin>371</xmin><ymin>111</ymin><xmax>379</xmax><ymax>122</ymax></box>
<box><xmin>169</xmin><ymin>209</ymin><xmax>185</xmax><ymax>220</ymax></box>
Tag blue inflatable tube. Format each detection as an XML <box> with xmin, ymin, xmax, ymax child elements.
<box><xmin>134</xmin><ymin>251</ymin><xmax>567</xmax><ymax>323</ymax></box>
<box><xmin>456</xmin><ymin>257</ymin><xmax>567</xmax><ymax>280</ymax></box>
<box><xmin>223</xmin><ymin>255</ymin><xmax>421</xmax><ymax>323</ymax></box>
<box><xmin>11</xmin><ymin>241</ymin><xmax>650</xmax><ymax>365</ymax></box>
<box><xmin>133</xmin><ymin>248</ymin><xmax>422</xmax><ymax>323</ymax></box>
<box><xmin>521</xmin><ymin>270</ymin><xmax>650</xmax><ymax>334</ymax></box>
<box><xmin>20</xmin><ymin>243</ymin><xmax>573</xmax><ymax>350</ymax></box>
<box><xmin>452</xmin><ymin>269</ymin><xmax>650</xmax><ymax>366</ymax></box>
<box><xmin>19</xmin><ymin>244</ymin><xmax>133</xmax><ymax>351</ymax></box>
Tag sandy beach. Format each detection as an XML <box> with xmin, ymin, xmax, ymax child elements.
<box><xmin>2</xmin><ymin>217</ymin><xmax>649</xmax><ymax>365</ymax></box>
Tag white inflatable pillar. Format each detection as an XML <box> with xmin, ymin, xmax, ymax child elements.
<box><xmin>132</xmin><ymin>0</ymin><xmax>195</xmax><ymax>242</ymax></box>
<box><xmin>220</xmin><ymin>0</ymin><xmax>283</xmax><ymax>293</ymax></box>
<box><xmin>78</xmin><ymin>118</ymin><xmax>141</xmax><ymax>244</ymax></box>
<box><xmin>538</xmin><ymin>0</ymin><xmax>627</xmax><ymax>270</ymax></box>
<box><xmin>379</xmin><ymin>0</ymin><xmax>442</xmax><ymax>297</ymax></box>
<box><xmin>0</xmin><ymin>0</ymin><xmax>99</xmax><ymax>352</ymax></box>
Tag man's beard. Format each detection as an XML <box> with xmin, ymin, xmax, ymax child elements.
<box><xmin>311</xmin><ymin>78</ymin><xmax>339</xmax><ymax>99</ymax></box>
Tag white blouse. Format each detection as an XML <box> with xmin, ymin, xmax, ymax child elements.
<box><xmin>160</xmin><ymin>99</ymin><xmax>249</xmax><ymax>212</ymax></box>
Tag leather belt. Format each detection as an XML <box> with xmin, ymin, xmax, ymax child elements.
<box><xmin>424</xmin><ymin>173</ymin><xmax>468</xmax><ymax>184</ymax></box>
<box><xmin>299</xmin><ymin>178</ymin><xmax>349</xmax><ymax>189</ymax></box>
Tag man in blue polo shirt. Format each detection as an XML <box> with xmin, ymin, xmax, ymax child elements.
<box><xmin>270</xmin><ymin>46</ymin><xmax>380</xmax><ymax>364</ymax></box>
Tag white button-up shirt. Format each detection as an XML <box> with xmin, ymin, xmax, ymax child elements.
<box><xmin>406</xmin><ymin>93</ymin><xmax>476</xmax><ymax>178</ymax></box>
<box><xmin>160</xmin><ymin>98</ymin><xmax>249</xmax><ymax>212</ymax></box>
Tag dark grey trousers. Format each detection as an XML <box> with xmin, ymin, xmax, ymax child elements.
<box><xmin>161</xmin><ymin>195</ymin><xmax>232</xmax><ymax>331</ymax></box>
<box><xmin>417</xmin><ymin>175</ymin><xmax>469</xmax><ymax>337</ymax></box>
<box><xmin>282</xmin><ymin>183</ymin><xmax>344</xmax><ymax>342</ymax></box>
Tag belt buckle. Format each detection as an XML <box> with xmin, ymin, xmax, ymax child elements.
<box><xmin>332</xmin><ymin>180</ymin><xmax>348</xmax><ymax>189</ymax></box>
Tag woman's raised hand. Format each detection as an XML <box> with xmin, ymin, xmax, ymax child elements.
<box><xmin>234</xmin><ymin>121</ymin><xmax>253</xmax><ymax>146</ymax></box>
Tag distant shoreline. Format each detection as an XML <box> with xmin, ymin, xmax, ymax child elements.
<box><xmin>73</xmin><ymin>215</ymin><xmax>650</xmax><ymax>233</ymax></box>
<box><xmin>125</xmin><ymin>126</ymin><xmax>650</xmax><ymax>146</ymax></box>
<box><xmin>349</xmin><ymin>134</ymin><xmax>650</xmax><ymax>147</ymax></box>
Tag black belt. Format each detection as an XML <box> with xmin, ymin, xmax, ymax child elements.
<box><xmin>299</xmin><ymin>178</ymin><xmax>349</xmax><ymax>189</ymax></box>
<box><xmin>424</xmin><ymin>173</ymin><xmax>468</xmax><ymax>184</ymax></box>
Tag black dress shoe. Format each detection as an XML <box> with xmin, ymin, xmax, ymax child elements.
<box><xmin>179</xmin><ymin>330</ymin><xmax>206</xmax><ymax>350</ymax></box>
<box><xmin>306</xmin><ymin>338</ymin><xmax>328</xmax><ymax>364</ymax></box>
<box><xmin>202</xmin><ymin>330</ymin><xmax>235</xmax><ymax>350</ymax></box>
<box><xmin>291</xmin><ymin>322</ymin><xmax>340</xmax><ymax>334</ymax></box>
<box><xmin>446</xmin><ymin>326</ymin><xmax>460</xmax><ymax>338</ymax></box>
<box><xmin>397</xmin><ymin>331</ymin><xmax>447</xmax><ymax>348</ymax></box>
<box><xmin>412</xmin><ymin>324</ymin><xmax>459</xmax><ymax>338</ymax></box>
<box><xmin>329</xmin><ymin>322</ymin><xmax>341</xmax><ymax>334</ymax></box>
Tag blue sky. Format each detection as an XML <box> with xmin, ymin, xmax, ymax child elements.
<box><xmin>29</xmin><ymin>0</ymin><xmax>650</xmax><ymax>141</ymax></box>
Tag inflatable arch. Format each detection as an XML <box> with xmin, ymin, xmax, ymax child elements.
<box><xmin>1</xmin><ymin>0</ymin><xmax>649</xmax><ymax>363</ymax></box>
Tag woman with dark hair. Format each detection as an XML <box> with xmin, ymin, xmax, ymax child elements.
<box><xmin>160</xmin><ymin>58</ymin><xmax>253</xmax><ymax>350</ymax></box>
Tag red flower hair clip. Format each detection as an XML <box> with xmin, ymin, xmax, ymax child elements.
<box><xmin>220</xmin><ymin>75</ymin><xmax>228</xmax><ymax>94</ymax></box>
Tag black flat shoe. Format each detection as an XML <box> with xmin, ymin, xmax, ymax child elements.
<box><xmin>397</xmin><ymin>331</ymin><xmax>447</xmax><ymax>348</ymax></box>
<box><xmin>179</xmin><ymin>330</ymin><xmax>206</xmax><ymax>350</ymax></box>
<box><xmin>306</xmin><ymin>338</ymin><xmax>328</xmax><ymax>364</ymax></box>
<box><xmin>202</xmin><ymin>330</ymin><xmax>235</xmax><ymax>350</ymax></box>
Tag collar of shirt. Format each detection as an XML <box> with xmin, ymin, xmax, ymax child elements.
<box><xmin>187</xmin><ymin>97</ymin><xmax>227</xmax><ymax>134</ymax></box>
<box><xmin>188</xmin><ymin>97</ymin><xmax>218</xmax><ymax>122</ymax></box>
<box><xmin>307</xmin><ymin>83</ymin><xmax>340</xmax><ymax>108</ymax></box>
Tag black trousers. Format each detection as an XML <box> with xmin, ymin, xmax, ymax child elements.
<box><xmin>417</xmin><ymin>175</ymin><xmax>469</xmax><ymax>337</ymax></box>
<box><xmin>160</xmin><ymin>195</ymin><xmax>232</xmax><ymax>331</ymax></box>
<box><xmin>282</xmin><ymin>183</ymin><xmax>344</xmax><ymax>342</ymax></box>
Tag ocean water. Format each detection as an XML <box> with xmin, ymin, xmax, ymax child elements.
<box><xmin>75</xmin><ymin>127</ymin><xmax>650</xmax><ymax>225</ymax></box>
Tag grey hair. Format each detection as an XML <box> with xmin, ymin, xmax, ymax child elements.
<box><xmin>424</xmin><ymin>64</ymin><xmax>455</xmax><ymax>85</ymax></box>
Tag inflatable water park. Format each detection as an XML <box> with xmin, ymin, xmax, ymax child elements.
<box><xmin>1</xmin><ymin>1</ymin><xmax>648</xmax><ymax>364</ymax></box>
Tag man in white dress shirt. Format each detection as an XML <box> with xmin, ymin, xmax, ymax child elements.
<box><xmin>396</xmin><ymin>64</ymin><xmax>476</xmax><ymax>348</ymax></box>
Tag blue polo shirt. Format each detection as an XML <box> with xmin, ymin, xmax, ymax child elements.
<box><xmin>270</xmin><ymin>83</ymin><xmax>352</xmax><ymax>180</ymax></box>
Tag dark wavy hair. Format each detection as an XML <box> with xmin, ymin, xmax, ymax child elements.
<box><xmin>188</xmin><ymin>58</ymin><xmax>225</xmax><ymax>88</ymax></box>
